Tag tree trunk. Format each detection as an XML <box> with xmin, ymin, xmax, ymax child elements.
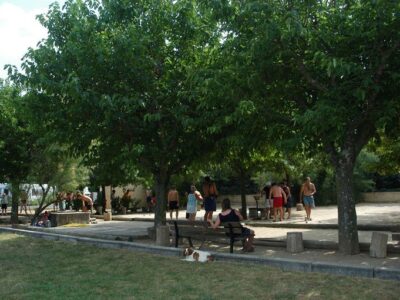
<box><xmin>335</xmin><ymin>156</ymin><xmax>360</xmax><ymax>254</ymax></box>
<box><xmin>10</xmin><ymin>182</ymin><xmax>20</xmax><ymax>225</ymax></box>
<box><xmin>239</xmin><ymin>170</ymin><xmax>247</xmax><ymax>219</ymax></box>
<box><xmin>154</xmin><ymin>170</ymin><xmax>169</xmax><ymax>227</ymax></box>
<box><xmin>31</xmin><ymin>185</ymin><xmax>50</xmax><ymax>224</ymax></box>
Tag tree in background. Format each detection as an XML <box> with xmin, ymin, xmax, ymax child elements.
<box><xmin>272</xmin><ymin>1</ymin><xmax>400</xmax><ymax>254</ymax></box>
<box><xmin>15</xmin><ymin>0</ymin><xmax>238</xmax><ymax>227</ymax></box>
<box><xmin>208</xmin><ymin>0</ymin><xmax>400</xmax><ymax>254</ymax></box>
<box><xmin>0</xmin><ymin>80</ymin><xmax>33</xmax><ymax>224</ymax></box>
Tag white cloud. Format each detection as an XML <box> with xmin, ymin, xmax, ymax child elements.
<box><xmin>0</xmin><ymin>2</ymin><xmax>49</xmax><ymax>79</ymax></box>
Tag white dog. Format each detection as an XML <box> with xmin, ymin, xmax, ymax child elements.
<box><xmin>183</xmin><ymin>248</ymin><xmax>215</xmax><ymax>262</ymax></box>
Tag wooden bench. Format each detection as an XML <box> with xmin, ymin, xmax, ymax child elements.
<box><xmin>170</xmin><ymin>220</ymin><xmax>247</xmax><ymax>253</ymax></box>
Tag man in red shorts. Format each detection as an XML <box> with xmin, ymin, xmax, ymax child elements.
<box><xmin>269</xmin><ymin>182</ymin><xmax>287</xmax><ymax>222</ymax></box>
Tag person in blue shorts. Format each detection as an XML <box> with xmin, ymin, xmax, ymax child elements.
<box><xmin>300</xmin><ymin>177</ymin><xmax>316</xmax><ymax>221</ymax></box>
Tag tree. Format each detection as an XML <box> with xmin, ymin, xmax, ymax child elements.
<box><xmin>270</xmin><ymin>1</ymin><xmax>400</xmax><ymax>254</ymax></box>
<box><xmin>27</xmin><ymin>142</ymin><xmax>89</xmax><ymax>222</ymax></box>
<box><xmin>208</xmin><ymin>0</ymin><xmax>400</xmax><ymax>254</ymax></box>
<box><xmin>16</xmin><ymin>0</ymin><xmax>237</xmax><ymax>227</ymax></box>
<box><xmin>0</xmin><ymin>80</ymin><xmax>33</xmax><ymax>224</ymax></box>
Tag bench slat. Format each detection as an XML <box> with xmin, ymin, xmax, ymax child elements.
<box><xmin>170</xmin><ymin>220</ymin><xmax>246</xmax><ymax>253</ymax></box>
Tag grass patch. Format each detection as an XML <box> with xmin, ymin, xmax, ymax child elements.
<box><xmin>0</xmin><ymin>233</ymin><xmax>399</xmax><ymax>299</ymax></box>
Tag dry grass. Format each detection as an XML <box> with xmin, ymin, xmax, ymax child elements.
<box><xmin>0</xmin><ymin>233</ymin><xmax>399</xmax><ymax>300</ymax></box>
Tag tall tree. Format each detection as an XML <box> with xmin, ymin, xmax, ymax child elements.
<box><xmin>16</xmin><ymin>0</ymin><xmax>237</xmax><ymax>227</ymax></box>
<box><xmin>209</xmin><ymin>1</ymin><xmax>400</xmax><ymax>254</ymax></box>
<box><xmin>279</xmin><ymin>0</ymin><xmax>400</xmax><ymax>254</ymax></box>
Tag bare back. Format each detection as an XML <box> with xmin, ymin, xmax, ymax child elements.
<box><xmin>269</xmin><ymin>185</ymin><xmax>284</xmax><ymax>198</ymax></box>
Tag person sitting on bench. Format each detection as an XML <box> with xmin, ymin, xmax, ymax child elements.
<box><xmin>207</xmin><ymin>198</ymin><xmax>255</xmax><ymax>252</ymax></box>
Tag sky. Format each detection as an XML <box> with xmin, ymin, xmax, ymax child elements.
<box><xmin>0</xmin><ymin>0</ymin><xmax>65</xmax><ymax>79</ymax></box>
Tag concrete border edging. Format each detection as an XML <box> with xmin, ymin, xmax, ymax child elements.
<box><xmin>0</xmin><ymin>227</ymin><xmax>182</xmax><ymax>257</ymax></box>
<box><xmin>1</xmin><ymin>227</ymin><xmax>400</xmax><ymax>281</ymax></box>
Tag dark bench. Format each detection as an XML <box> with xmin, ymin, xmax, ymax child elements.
<box><xmin>170</xmin><ymin>220</ymin><xmax>247</xmax><ymax>253</ymax></box>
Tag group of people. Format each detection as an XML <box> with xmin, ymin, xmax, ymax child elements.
<box><xmin>167</xmin><ymin>175</ymin><xmax>316</xmax><ymax>224</ymax></box>
<box><xmin>262</xmin><ymin>181</ymin><xmax>292</xmax><ymax>222</ymax></box>
<box><xmin>167</xmin><ymin>176</ymin><xmax>219</xmax><ymax>222</ymax></box>
<box><xmin>0</xmin><ymin>189</ymin><xmax>30</xmax><ymax>215</ymax></box>
<box><xmin>166</xmin><ymin>177</ymin><xmax>255</xmax><ymax>252</ymax></box>
<box><xmin>262</xmin><ymin>177</ymin><xmax>316</xmax><ymax>222</ymax></box>
<box><xmin>55</xmin><ymin>191</ymin><xmax>93</xmax><ymax>213</ymax></box>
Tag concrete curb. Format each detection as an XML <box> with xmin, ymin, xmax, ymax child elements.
<box><xmin>1</xmin><ymin>227</ymin><xmax>400</xmax><ymax>281</ymax></box>
<box><xmin>247</xmin><ymin>222</ymin><xmax>400</xmax><ymax>232</ymax></box>
<box><xmin>0</xmin><ymin>227</ymin><xmax>181</xmax><ymax>257</ymax></box>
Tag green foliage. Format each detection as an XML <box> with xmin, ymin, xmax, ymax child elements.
<box><xmin>0</xmin><ymin>81</ymin><xmax>33</xmax><ymax>183</ymax></box>
<box><xmin>17</xmin><ymin>0</ymin><xmax>236</xmax><ymax>225</ymax></box>
<box><xmin>366</xmin><ymin>133</ymin><xmax>400</xmax><ymax>175</ymax></box>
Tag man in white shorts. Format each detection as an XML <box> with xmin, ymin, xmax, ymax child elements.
<box><xmin>262</xmin><ymin>184</ymin><xmax>273</xmax><ymax>220</ymax></box>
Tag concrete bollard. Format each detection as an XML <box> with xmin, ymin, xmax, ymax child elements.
<box><xmin>296</xmin><ymin>203</ymin><xmax>304</xmax><ymax>211</ymax></box>
<box><xmin>156</xmin><ymin>225</ymin><xmax>170</xmax><ymax>246</ymax></box>
<box><xmin>147</xmin><ymin>227</ymin><xmax>156</xmax><ymax>240</ymax></box>
<box><xmin>370</xmin><ymin>232</ymin><xmax>388</xmax><ymax>258</ymax></box>
<box><xmin>287</xmin><ymin>232</ymin><xmax>304</xmax><ymax>253</ymax></box>
<box><xmin>103</xmin><ymin>212</ymin><xmax>112</xmax><ymax>221</ymax></box>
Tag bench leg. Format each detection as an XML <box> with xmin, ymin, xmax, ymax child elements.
<box><xmin>175</xmin><ymin>235</ymin><xmax>179</xmax><ymax>248</ymax></box>
<box><xmin>230</xmin><ymin>237</ymin><xmax>234</xmax><ymax>253</ymax></box>
<box><xmin>188</xmin><ymin>237</ymin><xmax>193</xmax><ymax>248</ymax></box>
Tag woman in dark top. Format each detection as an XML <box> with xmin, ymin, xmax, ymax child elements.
<box><xmin>208</xmin><ymin>198</ymin><xmax>255</xmax><ymax>252</ymax></box>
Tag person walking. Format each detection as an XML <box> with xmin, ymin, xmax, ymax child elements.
<box><xmin>1</xmin><ymin>189</ymin><xmax>10</xmax><ymax>215</ymax></box>
<box><xmin>300</xmin><ymin>177</ymin><xmax>317</xmax><ymax>221</ymax></box>
<box><xmin>186</xmin><ymin>185</ymin><xmax>203</xmax><ymax>222</ymax></box>
<box><xmin>202</xmin><ymin>176</ymin><xmax>218</xmax><ymax>221</ymax></box>
<box><xmin>20</xmin><ymin>189</ymin><xmax>29</xmax><ymax>215</ymax></box>
<box><xmin>167</xmin><ymin>185</ymin><xmax>180</xmax><ymax>219</ymax></box>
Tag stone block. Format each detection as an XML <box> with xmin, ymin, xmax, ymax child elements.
<box><xmin>286</xmin><ymin>232</ymin><xmax>304</xmax><ymax>253</ymax></box>
<box><xmin>49</xmin><ymin>212</ymin><xmax>90</xmax><ymax>227</ymax></box>
<box><xmin>148</xmin><ymin>226</ymin><xmax>156</xmax><ymax>240</ymax></box>
<box><xmin>104</xmin><ymin>212</ymin><xmax>112</xmax><ymax>221</ymax></box>
<box><xmin>156</xmin><ymin>225</ymin><xmax>170</xmax><ymax>246</ymax></box>
<box><xmin>370</xmin><ymin>232</ymin><xmax>388</xmax><ymax>258</ymax></box>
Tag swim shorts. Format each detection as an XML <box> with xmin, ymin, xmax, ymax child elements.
<box><xmin>273</xmin><ymin>197</ymin><xmax>283</xmax><ymax>208</ymax></box>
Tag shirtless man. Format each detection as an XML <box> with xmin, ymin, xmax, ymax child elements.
<box><xmin>77</xmin><ymin>192</ymin><xmax>93</xmax><ymax>213</ymax></box>
<box><xmin>300</xmin><ymin>177</ymin><xmax>316</xmax><ymax>221</ymax></box>
<box><xmin>20</xmin><ymin>190</ymin><xmax>29</xmax><ymax>215</ymax></box>
<box><xmin>167</xmin><ymin>186</ymin><xmax>179</xmax><ymax>219</ymax></box>
<box><xmin>269</xmin><ymin>182</ymin><xmax>287</xmax><ymax>222</ymax></box>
